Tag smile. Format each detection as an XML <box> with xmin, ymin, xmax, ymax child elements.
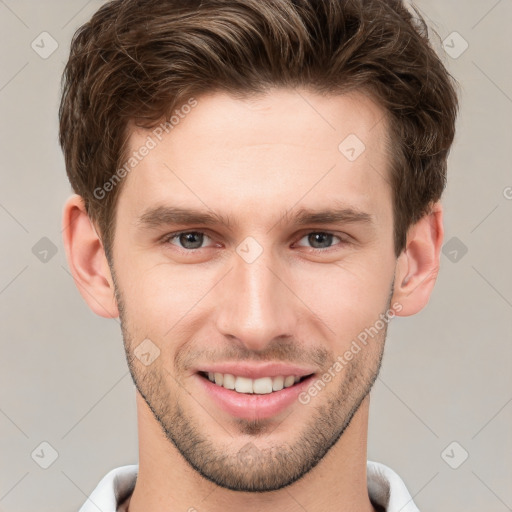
<box><xmin>200</xmin><ymin>371</ymin><xmax>312</xmax><ymax>394</ymax></box>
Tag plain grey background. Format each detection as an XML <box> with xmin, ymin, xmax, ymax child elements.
<box><xmin>1</xmin><ymin>1</ymin><xmax>511</xmax><ymax>511</ymax></box>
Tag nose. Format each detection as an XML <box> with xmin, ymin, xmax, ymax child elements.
<box><xmin>215</xmin><ymin>247</ymin><xmax>298</xmax><ymax>352</ymax></box>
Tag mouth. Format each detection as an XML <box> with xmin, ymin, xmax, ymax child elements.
<box><xmin>198</xmin><ymin>371</ymin><xmax>314</xmax><ymax>394</ymax></box>
<box><xmin>195</xmin><ymin>370</ymin><xmax>317</xmax><ymax>421</ymax></box>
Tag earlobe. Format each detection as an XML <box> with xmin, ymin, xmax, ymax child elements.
<box><xmin>62</xmin><ymin>194</ymin><xmax>119</xmax><ymax>319</ymax></box>
<box><xmin>391</xmin><ymin>202</ymin><xmax>444</xmax><ymax>317</ymax></box>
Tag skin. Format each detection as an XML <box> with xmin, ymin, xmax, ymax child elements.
<box><xmin>63</xmin><ymin>89</ymin><xmax>444</xmax><ymax>512</ymax></box>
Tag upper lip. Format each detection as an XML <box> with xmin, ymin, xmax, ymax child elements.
<box><xmin>196</xmin><ymin>362</ymin><xmax>316</xmax><ymax>380</ymax></box>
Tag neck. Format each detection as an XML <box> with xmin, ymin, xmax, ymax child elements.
<box><xmin>127</xmin><ymin>393</ymin><xmax>376</xmax><ymax>512</ymax></box>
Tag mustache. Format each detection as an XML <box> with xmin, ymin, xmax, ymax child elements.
<box><xmin>175</xmin><ymin>340</ymin><xmax>331</xmax><ymax>371</ymax></box>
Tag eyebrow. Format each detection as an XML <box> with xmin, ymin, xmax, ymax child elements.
<box><xmin>136</xmin><ymin>204</ymin><xmax>374</xmax><ymax>231</ymax></box>
<box><xmin>280</xmin><ymin>205</ymin><xmax>374</xmax><ymax>227</ymax></box>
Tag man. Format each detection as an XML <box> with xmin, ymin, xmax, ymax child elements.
<box><xmin>59</xmin><ymin>0</ymin><xmax>458</xmax><ymax>510</ymax></box>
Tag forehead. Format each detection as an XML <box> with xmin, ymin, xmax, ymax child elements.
<box><xmin>118</xmin><ymin>89</ymin><xmax>392</xmax><ymax>228</ymax></box>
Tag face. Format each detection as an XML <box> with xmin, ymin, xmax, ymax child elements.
<box><xmin>109</xmin><ymin>89</ymin><xmax>398</xmax><ymax>491</ymax></box>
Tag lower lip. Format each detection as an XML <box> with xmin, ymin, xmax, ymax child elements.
<box><xmin>196</xmin><ymin>373</ymin><xmax>316</xmax><ymax>421</ymax></box>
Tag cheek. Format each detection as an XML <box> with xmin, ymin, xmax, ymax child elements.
<box><xmin>293</xmin><ymin>259</ymin><xmax>393</xmax><ymax>342</ymax></box>
<box><xmin>121</xmin><ymin>263</ymin><xmax>213</xmax><ymax>332</ymax></box>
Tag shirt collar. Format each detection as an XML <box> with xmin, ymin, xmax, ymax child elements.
<box><xmin>79</xmin><ymin>461</ymin><xmax>419</xmax><ymax>512</ymax></box>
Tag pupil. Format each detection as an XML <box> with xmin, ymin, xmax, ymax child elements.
<box><xmin>180</xmin><ymin>232</ymin><xmax>203</xmax><ymax>249</ymax></box>
<box><xmin>309</xmin><ymin>232</ymin><xmax>332</xmax><ymax>248</ymax></box>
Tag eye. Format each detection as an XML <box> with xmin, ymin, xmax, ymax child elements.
<box><xmin>160</xmin><ymin>230</ymin><xmax>351</xmax><ymax>253</ymax></box>
<box><xmin>295</xmin><ymin>231</ymin><xmax>349</xmax><ymax>251</ymax></box>
<box><xmin>163</xmin><ymin>231</ymin><xmax>214</xmax><ymax>250</ymax></box>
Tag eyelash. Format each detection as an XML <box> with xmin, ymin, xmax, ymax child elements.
<box><xmin>160</xmin><ymin>230</ymin><xmax>352</xmax><ymax>254</ymax></box>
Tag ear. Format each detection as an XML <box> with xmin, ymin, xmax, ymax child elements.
<box><xmin>61</xmin><ymin>194</ymin><xmax>119</xmax><ymax>319</ymax></box>
<box><xmin>391</xmin><ymin>201</ymin><xmax>444</xmax><ymax>317</ymax></box>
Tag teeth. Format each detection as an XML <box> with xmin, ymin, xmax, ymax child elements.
<box><xmin>253</xmin><ymin>377</ymin><xmax>273</xmax><ymax>394</ymax></box>
<box><xmin>205</xmin><ymin>372</ymin><xmax>307</xmax><ymax>394</ymax></box>
<box><xmin>223</xmin><ymin>373</ymin><xmax>236</xmax><ymax>390</ymax></box>
<box><xmin>235</xmin><ymin>376</ymin><xmax>253</xmax><ymax>393</ymax></box>
<box><xmin>272</xmin><ymin>375</ymin><xmax>284</xmax><ymax>391</ymax></box>
<box><xmin>284</xmin><ymin>375</ymin><xmax>295</xmax><ymax>387</ymax></box>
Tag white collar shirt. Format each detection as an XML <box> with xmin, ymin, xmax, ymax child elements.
<box><xmin>78</xmin><ymin>461</ymin><xmax>420</xmax><ymax>512</ymax></box>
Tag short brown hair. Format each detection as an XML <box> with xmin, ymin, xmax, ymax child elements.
<box><xmin>59</xmin><ymin>0</ymin><xmax>458</xmax><ymax>260</ymax></box>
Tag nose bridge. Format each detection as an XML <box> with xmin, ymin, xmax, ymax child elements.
<box><xmin>215</xmin><ymin>243</ymin><xmax>296</xmax><ymax>350</ymax></box>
